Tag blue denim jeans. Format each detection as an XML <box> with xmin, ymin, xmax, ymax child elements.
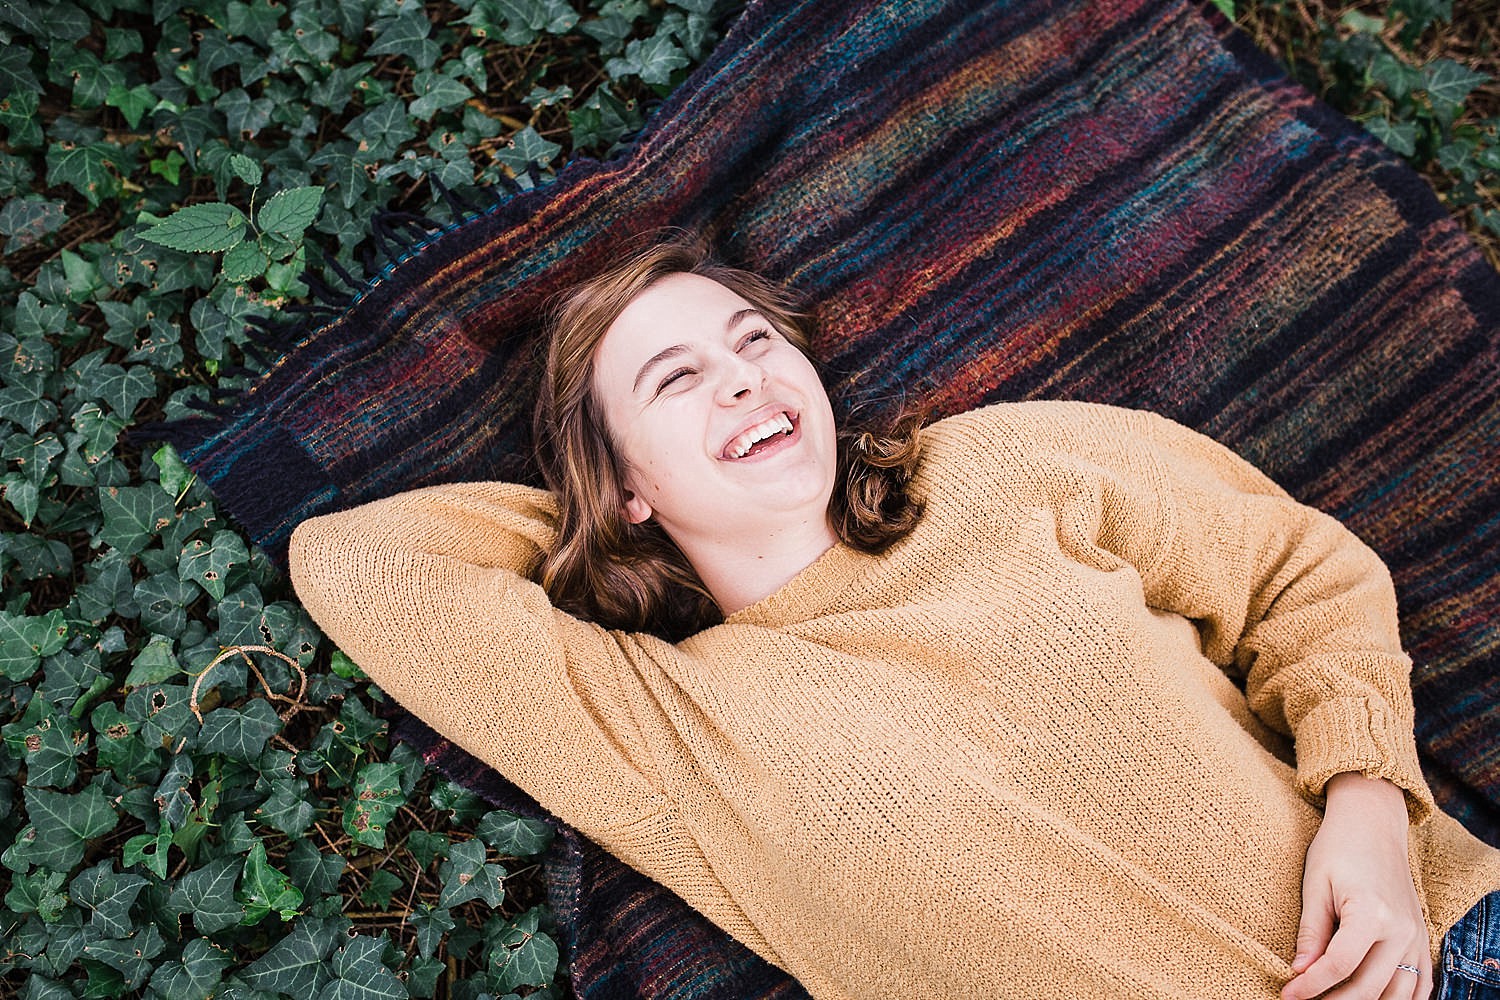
<box><xmin>1438</xmin><ymin>891</ymin><xmax>1500</xmax><ymax>1000</ymax></box>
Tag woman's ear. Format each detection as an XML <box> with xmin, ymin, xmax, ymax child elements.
<box><xmin>622</xmin><ymin>488</ymin><xmax>653</xmax><ymax>525</ymax></box>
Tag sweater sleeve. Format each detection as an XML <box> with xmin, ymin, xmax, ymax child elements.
<box><xmin>996</xmin><ymin>402</ymin><xmax>1434</xmax><ymax>822</ymax></box>
<box><xmin>287</xmin><ymin>482</ymin><xmax>669</xmax><ymax>833</ymax></box>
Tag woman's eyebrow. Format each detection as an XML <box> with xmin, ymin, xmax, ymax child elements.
<box><xmin>633</xmin><ymin>343</ymin><xmax>690</xmax><ymax>394</ymax></box>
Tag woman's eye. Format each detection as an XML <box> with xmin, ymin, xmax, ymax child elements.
<box><xmin>657</xmin><ymin>368</ymin><xmax>694</xmax><ymax>394</ymax></box>
<box><xmin>738</xmin><ymin>329</ymin><xmax>772</xmax><ymax>350</ymax></box>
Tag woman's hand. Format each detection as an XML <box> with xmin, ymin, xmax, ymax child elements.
<box><xmin>1281</xmin><ymin>772</ymin><xmax>1430</xmax><ymax>1000</ymax></box>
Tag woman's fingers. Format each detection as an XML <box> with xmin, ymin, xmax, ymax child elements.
<box><xmin>1284</xmin><ymin>920</ymin><xmax>1432</xmax><ymax>1000</ymax></box>
<box><xmin>1283</xmin><ymin>919</ymin><xmax>1382</xmax><ymax>999</ymax></box>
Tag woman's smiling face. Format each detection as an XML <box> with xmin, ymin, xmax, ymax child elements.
<box><xmin>590</xmin><ymin>272</ymin><xmax>839</xmax><ymax>548</ymax></box>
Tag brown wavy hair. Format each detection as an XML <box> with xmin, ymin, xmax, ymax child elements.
<box><xmin>533</xmin><ymin>235</ymin><xmax>924</xmax><ymax>638</ymax></box>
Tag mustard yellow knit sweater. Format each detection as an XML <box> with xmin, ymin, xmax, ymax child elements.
<box><xmin>289</xmin><ymin>401</ymin><xmax>1500</xmax><ymax>999</ymax></box>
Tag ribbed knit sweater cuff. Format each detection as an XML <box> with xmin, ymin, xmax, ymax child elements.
<box><xmin>1293</xmin><ymin>695</ymin><xmax>1435</xmax><ymax>824</ymax></box>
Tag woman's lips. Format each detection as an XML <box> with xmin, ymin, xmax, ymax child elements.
<box><xmin>721</xmin><ymin>409</ymin><xmax>799</xmax><ymax>460</ymax></box>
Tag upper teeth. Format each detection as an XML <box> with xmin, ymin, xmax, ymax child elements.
<box><xmin>728</xmin><ymin>413</ymin><xmax>793</xmax><ymax>458</ymax></box>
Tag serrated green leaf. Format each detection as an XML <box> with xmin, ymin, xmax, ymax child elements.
<box><xmin>23</xmin><ymin>784</ymin><xmax>121</xmax><ymax>872</ymax></box>
<box><xmin>475</xmin><ymin>809</ymin><xmax>554</xmax><ymax>857</ymax></box>
<box><xmin>229</xmin><ymin>151</ymin><xmax>264</xmax><ymax>186</ymax></box>
<box><xmin>168</xmin><ymin>856</ymin><xmax>245</xmax><ymax>934</ymax></box>
<box><xmin>256</xmin><ymin>185</ymin><xmax>324</xmax><ymax>238</ymax></box>
<box><xmin>70</xmin><ymin>861</ymin><xmax>148</xmax><ymax>938</ymax></box>
<box><xmin>138</xmin><ymin>203</ymin><xmax>248</xmax><ymax>253</ymax></box>
<box><xmin>222</xmin><ymin>237</ymin><xmax>270</xmax><ymax>281</ymax></box>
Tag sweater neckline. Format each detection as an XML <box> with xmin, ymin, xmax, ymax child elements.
<box><xmin>724</xmin><ymin>540</ymin><xmax>872</xmax><ymax>629</ymax></box>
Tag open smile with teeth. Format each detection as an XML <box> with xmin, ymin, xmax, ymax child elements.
<box><xmin>724</xmin><ymin>412</ymin><xmax>795</xmax><ymax>460</ymax></box>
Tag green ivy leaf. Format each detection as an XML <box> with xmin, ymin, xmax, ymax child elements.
<box><xmin>5</xmin><ymin>868</ymin><xmax>69</xmax><ymax>922</ymax></box>
<box><xmin>497</xmin><ymin>126</ymin><xmax>563</xmax><ymax>172</ymax></box>
<box><xmin>324</xmin><ymin>935</ymin><xmax>405</xmax><ymax>1000</ymax></box>
<box><xmin>1365</xmin><ymin>115</ymin><xmax>1418</xmax><ymax>157</ymax></box>
<box><xmin>437</xmin><ymin>838</ymin><xmax>506</xmax><ymax>908</ymax></box>
<box><xmin>408</xmin><ymin>70</ymin><xmax>471</xmax><ymax>121</ymax></box>
<box><xmin>69</xmin><ymin>861</ymin><xmax>148</xmax><ymax>938</ymax></box>
<box><xmin>178</xmin><ymin>528</ymin><xmax>250</xmax><ymax>601</ymax></box>
<box><xmin>240</xmin><ymin>915</ymin><xmax>340</xmax><ymax>994</ymax></box>
<box><xmin>17</xmin><ymin>717</ymin><xmax>82</xmax><ymax>788</ymax></box>
<box><xmin>134</xmin><ymin>573</ymin><xmax>200</xmax><ymax>637</ymax></box>
<box><xmin>0</xmin><ymin>196</ymin><xmax>67</xmax><ymax>253</ymax></box>
<box><xmin>199</xmin><ymin>698</ymin><xmax>283</xmax><ymax>761</ymax></box>
<box><xmin>146</xmin><ymin>937</ymin><xmax>235</xmax><ymax>1000</ymax></box>
<box><xmin>257</xmin><ymin>778</ymin><xmax>317</xmax><ymax>837</ymax></box>
<box><xmin>94</xmin><ymin>363</ymin><xmax>157</xmax><ymax>419</ymax></box>
<box><xmin>489</xmin><ymin>907</ymin><xmax>560</xmax><ymax>991</ymax></box>
<box><xmin>256</xmin><ymin>185</ymin><xmax>324</xmax><ymax>238</ymax></box>
<box><xmin>1421</xmin><ymin>59</ymin><xmax>1490</xmax><ymax>123</ymax></box>
<box><xmin>475</xmin><ymin>809</ymin><xmax>554</xmax><ymax>857</ymax></box>
<box><xmin>343</xmin><ymin>760</ymin><xmax>407</xmax><ymax>849</ymax></box>
<box><xmin>44</xmin><ymin>141</ymin><xmax>124</xmax><ymax>207</ymax></box>
<box><xmin>408</xmin><ymin>903</ymin><xmax>455</xmax><ymax>959</ymax></box>
<box><xmin>239</xmin><ymin>839</ymin><xmax>304</xmax><ymax>924</ymax></box>
<box><xmin>152</xmin><ymin>443</ymin><xmax>196</xmax><ymax>501</ymax></box>
<box><xmin>122</xmin><ymin>824</ymin><xmax>172</xmax><ymax>879</ymax></box>
<box><xmin>23</xmin><ymin>784</ymin><xmax>121</xmax><ymax>872</ymax></box>
<box><xmin>138</xmin><ymin>203</ymin><xmax>249</xmax><ymax>253</ymax></box>
<box><xmin>81</xmin><ymin>923</ymin><xmax>166</xmax><ymax>989</ymax></box>
<box><xmin>105</xmin><ymin>83</ymin><xmax>157</xmax><ymax>130</ymax></box>
<box><xmin>0</xmin><ymin>89</ymin><xmax>43</xmax><ymax>148</ymax></box>
<box><xmin>0</xmin><ymin>609</ymin><xmax>68</xmax><ymax>681</ymax></box>
<box><xmin>367</xmin><ymin>8</ymin><xmax>440</xmax><ymax>68</ymax></box>
<box><xmin>98</xmin><ymin>484</ymin><xmax>175</xmax><ymax>556</ymax></box>
<box><xmin>168</xmin><ymin>856</ymin><xmax>245</xmax><ymax>934</ymax></box>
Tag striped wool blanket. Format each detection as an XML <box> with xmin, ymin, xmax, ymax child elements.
<box><xmin>158</xmin><ymin>0</ymin><xmax>1500</xmax><ymax>994</ymax></box>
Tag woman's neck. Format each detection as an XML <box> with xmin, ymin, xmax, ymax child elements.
<box><xmin>679</xmin><ymin>515</ymin><xmax>839</xmax><ymax>617</ymax></box>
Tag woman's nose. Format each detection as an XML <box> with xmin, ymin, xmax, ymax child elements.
<box><xmin>715</xmin><ymin>353</ymin><xmax>764</xmax><ymax>404</ymax></box>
